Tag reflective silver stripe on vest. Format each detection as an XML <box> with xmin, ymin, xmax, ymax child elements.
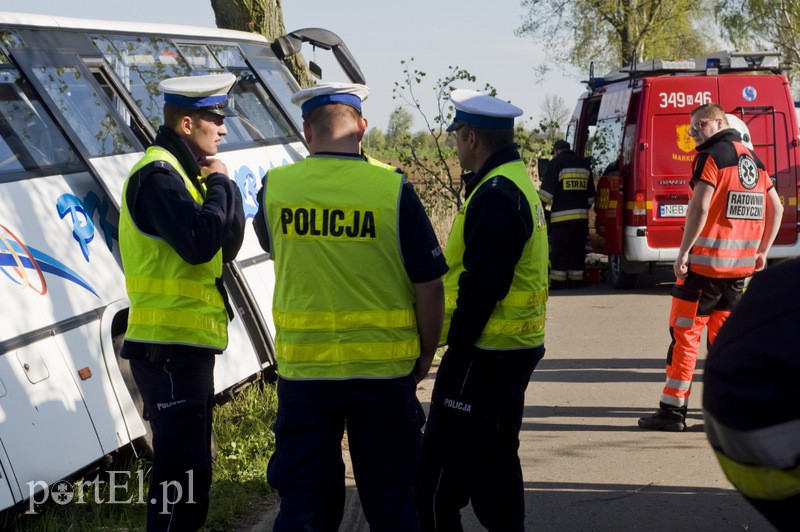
<box><xmin>705</xmin><ymin>410</ymin><xmax>800</xmax><ymax>469</ymax></box>
<box><xmin>688</xmin><ymin>255</ymin><xmax>756</xmax><ymax>268</ymax></box>
<box><xmin>538</xmin><ymin>189</ymin><xmax>553</xmax><ymax>201</ymax></box>
<box><xmin>694</xmin><ymin>237</ymin><xmax>761</xmax><ymax>250</ymax></box>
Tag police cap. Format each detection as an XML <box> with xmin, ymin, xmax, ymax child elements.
<box><xmin>159</xmin><ymin>72</ymin><xmax>237</xmax><ymax>116</ymax></box>
<box><xmin>291</xmin><ymin>82</ymin><xmax>370</xmax><ymax>118</ymax></box>
<box><xmin>446</xmin><ymin>89</ymin><xmax>523</xmax><ymax>132</ymax></box>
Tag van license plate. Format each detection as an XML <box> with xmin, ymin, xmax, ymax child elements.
<box><xmin>660</xmin><ymin>204</ymin><xmax>687</xmax><ymax>217</ymax></box>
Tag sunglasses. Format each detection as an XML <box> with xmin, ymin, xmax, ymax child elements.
<box><xmin>689</xmin><ymin>118</ymin><xmax>718</xmax><ymax>133</ymax></box>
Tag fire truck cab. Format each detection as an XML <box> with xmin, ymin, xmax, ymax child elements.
<box><xmin>567</xmin><ymin>50</ymin><xmax>800</xmax><ymax>288</ymax></box>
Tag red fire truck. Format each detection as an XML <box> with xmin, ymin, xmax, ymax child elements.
<box><xmin>566</xmin><ymin>50</ymin><xmax>800</xmax><ymax>288</ymax></box>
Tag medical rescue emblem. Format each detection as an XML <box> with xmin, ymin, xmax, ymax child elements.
<box><xmin>676</xmin><ymin>124</ymin><xmax>696</xmax><ymax>154</ymax></box>
<box><xmin>737</xmin><ymin>154</ymin><xmax>758</xmax><ymax>190</ymax></box>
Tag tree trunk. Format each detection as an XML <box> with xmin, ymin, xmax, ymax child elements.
<box><xmin>210</xmin><ymin>0</ymin><xmax>315</xmax><ymax>88</ymax></box>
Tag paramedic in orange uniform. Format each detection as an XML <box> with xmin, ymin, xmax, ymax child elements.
<box><xmin>638</xmin><ymin>103</ymin><xmax>782</xmax><ymax>432</ymax></box>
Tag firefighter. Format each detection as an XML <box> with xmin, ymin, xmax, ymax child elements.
<box><xmin>253</xmin><ymin>82</ymin><xmax>447</xmax><ymax>531</ymax></box>
<box><xmin>415</xmin><ymin>89</ymin><xmax>548</xmax><ymax>531</ymax></box>
<box><xmin>538</xmin><ymin>139</ymin><xmax>594</xmax><ymax>289</ymax></box>
<box><xmin>702</xmin><ymin>258</ymin><xmax>800</xmax><ymax>531</ymax></box>
<box><xmin>119</xmin><ymin>73</ymin><xmax>245</xmax><ymax>530</ymax></box>
<box><xmin>638</xmin><ymin>103</ymin><xmax>783</xmax><ymax>432</ymax></box>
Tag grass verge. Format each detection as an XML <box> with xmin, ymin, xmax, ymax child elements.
<box><xmin>5</xmin><ymin>380</ymin><xmax>278</xmax><ymax>531</ymax></box>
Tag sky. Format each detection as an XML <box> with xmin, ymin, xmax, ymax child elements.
<box><xmin>1</xmin><ymin>0</ymin><xmax>589</xmax><ymax>133</ymax></box>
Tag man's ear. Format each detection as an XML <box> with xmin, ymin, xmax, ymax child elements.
<box><xmin>356</xmin><ymin>116</ymin><xmax>368</xmax><ymax>141</ymax></box>
<box><xmin>468</xmin><ymin>128</ymin><xmax>479</xmax><ymax>150</ymax></box>
<box><xmin>180</xmin><ymin>115</ymin><xmax>194</xmax><ymax>135</ymax></box>
<box><xmin>303</xmin><ymin>120</ymin><xmax>313</xmax><ymax>143</ymax></box>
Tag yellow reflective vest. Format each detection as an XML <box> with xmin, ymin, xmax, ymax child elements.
<box><xmin>120</xmin><ymin>146</ymin><xmax>228</xmax><ymax>350</ymax></box>
<box><xmin>441</xmin><ymin>160</ymin><xmax>548</xmax><ymax>349</ymax></box>
<box><xmin>264</xmin><ymin>155</ymin><xmax>419</xmax><ymax>379</ymax></box>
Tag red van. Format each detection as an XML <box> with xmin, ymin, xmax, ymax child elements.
<box><xmin>567</xmin><ymin>51</ymin><xmax>800</xmax><ymax>288</ymax></box>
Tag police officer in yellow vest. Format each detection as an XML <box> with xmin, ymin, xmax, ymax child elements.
<box><xmin>252</xmin><ymin>82</ymin><xmax>447</xmax><ymax>531</ymax></box>
<box><xmin>119</xmin><ymin>73</ymin><xmax>244</xmax><ymax>531</ymax></box>
<box><xmin>415</xmin><ymin>89</ymin><xmax>549</xmax><ymax>532</ymax></box>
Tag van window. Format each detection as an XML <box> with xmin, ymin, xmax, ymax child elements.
<box><xmin>0</xmin><ymin>69</ymin><xmax>83</xmax><ymax>175</ymax></box>
<box><xmin>588</xmin><ymin>117</ymin><xmax>624</xmax><ymax>176</ymax></box>
<box><xmin>31</xmin><ymin>66</ymin><xmax>137</xmax><ymax>157</ymax></box>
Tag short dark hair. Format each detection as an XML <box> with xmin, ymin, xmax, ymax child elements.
<box><xmin>304</xmin><ymin>103</ymin><xmax>361</xmax><ymax>136</ymax></box>
<box><xmin>163</xmin><ymin>103</ymin><xmax>202</xmax><ymax>129</ymax></box>
<box><xmin>459</xmin><ymin>125</ymin><xmax>514</xmax><ymax>151</ymax></box>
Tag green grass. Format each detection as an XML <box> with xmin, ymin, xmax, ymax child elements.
<box><xmin>5</xmin><ymin>380</ymin><xmax>278</xmax><ymax>531</ymax></box>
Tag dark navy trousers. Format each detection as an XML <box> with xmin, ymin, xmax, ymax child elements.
<box><xmin>268</xmin><ymin>374</ymin><xmax>426</xmax><ymax>531</ymax></box>
<box><xmin>416</xmin><ymin>345</ymin><xmax>544</xmax><ymax>531</ymax></box>
<box><xmin>129</xmin><ymin>351</ymin><xmax>215</xmax><ymax>532</ymax></box>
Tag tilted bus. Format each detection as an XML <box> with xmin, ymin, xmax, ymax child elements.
<box><xmin>0</xmin><ymin>11</ymin><xmax>363</xmax><ymax>513</ymax></box>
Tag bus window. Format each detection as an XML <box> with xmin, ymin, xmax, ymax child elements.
<box><xmin>177</xmin><ymin>42</ymin><xmax>296</xmax><ymax>145</ymax></box>
<box><xmin>30</xmin><ymin>66</ymin><xmax>137</xmax><ymax>157</ymax></box>
<box><xmin>0</xmin><ymin>30</ymin><xmax>24</xmax><ymax>53</ymax></box>
<box><xmin>255</xmin><ymin>66</ymin><xmax>302</xmax><ymax>131</ymax></box>
<box><xmin>176</xmin><ymin>43</ymin><xmax>223</xmax><ymax>71</ymax></box>
<box><xmin>223</xmin><ymin>69</ymin><xmax>296</xmax><ymax>145</ymax></box>
<box><xmin>208</xmin><ymin>44</ymin><xmax>248</xmax><ymax>68</ymax></box>
<box><xmin>91</xmin><ymin>35</ymin><xmax>193</xmax><ymax>131</ymax></box>
<box><xmin>0</xmin><ymin>69</ymin><xmax>83</xmax><ymax>175</ymax></box>
<box><xmin>91</xmin><ymin>68</ymin><xmax>153</xmax><ymax>148</ymax></box>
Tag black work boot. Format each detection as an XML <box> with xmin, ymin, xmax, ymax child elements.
<box><xmin>638</xmin><ymin>402</ymin><xmax>687</xmax><ymax>432</ymax></box>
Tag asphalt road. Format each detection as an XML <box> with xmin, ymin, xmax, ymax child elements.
<box><xmin>244</xmin><ymin>268</ymin><xmax>777</xmax><ymax>531</ymax></box>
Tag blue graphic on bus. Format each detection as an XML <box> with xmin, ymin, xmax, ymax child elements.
<box><xmin>0</xmin><ymin>223</ymin><xmax>98</xmax><ymax>297</ymax></box>
<box><xmin>234</xmin><ymin>158</ymin><xmax>293</xmax><ymax>221</ymax></box>
<box><xmin>56</xmin><ymin>192</ymin><xmax>118</xmax><ymax>261</ymax></box>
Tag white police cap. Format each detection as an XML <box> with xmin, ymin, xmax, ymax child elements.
<box><xmin>725</xmin><ymin>114</ymin><xmax>754</xmax><ymax>150</ymax></box>
<box><xmin>446</xmin><ymin>89</ymin><xmax>523</xmax><ymax>132</ymax></box>
<box><xmin>291</xmin><ymin>81</ymin><xmax>370</xmax><ymax>118</ymax></box>
<box><xmin>158</xmin><ymin>72</ymin><xmax>237</xmax><ymax>116</ymax></box>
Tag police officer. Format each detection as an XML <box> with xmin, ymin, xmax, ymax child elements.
<box><xmin>703</xmin><ymin>258</ymin><xmax>800</xmax><ymax>531</ymax></box>
<box><xmin>253</xmin><ymin>82</ymin><xmax>447</xmax><ymax>531</ymax></box>
<box><xmin>415</xmin><ymin>89</ymin><xmax>548</xmax><ymax>531</ymax></box>
<box><xmin>638</xmin><ymin>103</ymin><xmax>782</xmax><ymax>432</ymax></box>
<box><xmin>119</xmin><ymin>73</ymin><xmax>244</xmax><ymax>531</ymax></box>
<box><xmin>539</xmin><ymin>139</ymin><xmax>594</xmax><ymax>289</ymax></box>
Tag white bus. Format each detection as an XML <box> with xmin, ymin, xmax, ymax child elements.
<box><xmin>0</xmin><ymin>11</ymin><xmax>364</xmax><ymax>513</ymax></box>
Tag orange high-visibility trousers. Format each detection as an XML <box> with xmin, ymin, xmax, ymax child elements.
<box><xmin>662</xmin><ymin>278</ymin><xmax>732</xmax><ymax>408</ymax></box>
